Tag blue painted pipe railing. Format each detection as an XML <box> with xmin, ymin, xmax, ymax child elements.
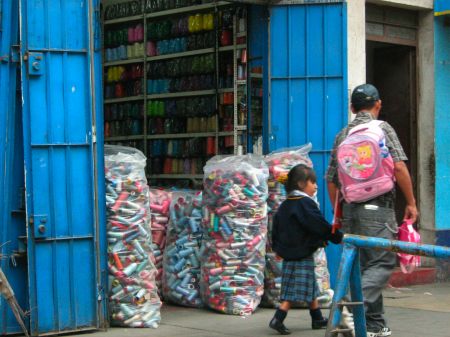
<box><xmin>326</xmin><ymin>235</ymin><xmax>450</xmax><ymax>337</ymax></box>
<box><xmin>343</xmin><ymin>234</ymin><xmax>450</xmax><ymax>259</ymax></box>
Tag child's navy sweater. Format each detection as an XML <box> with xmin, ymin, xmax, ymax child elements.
<box><xmin>272</xmin><ymin>196</ymin><xmax>343</xmax><ymax>261</ymax></box>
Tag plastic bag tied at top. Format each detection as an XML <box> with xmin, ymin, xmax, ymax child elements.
<box><xmin>105</xmin><ymin>145</ymin><xmax>161</xmax><ymax>328</ymax></box>
<box><xmin>262</xmin><ymin>144</ymin><xmax>333</xmax><ymax>308</ymax></box>
<box><xmin>200</xmin><ymin>154</ymin><xmax>269</xmax><ymax>316</ymax></box>
<box><xmin>163</xmin><ymin>191</ymin><xmax>203</xmax><ymax>307</ymax></box>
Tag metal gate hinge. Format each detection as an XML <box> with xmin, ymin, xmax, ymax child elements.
<box><xmin>11</xmin><ymin>45</ymin><xmax>20</xmax><ymax>63</ymax></box>
<box><xmin>92</xmin><ymin>125</ymin><xmax>97</xmax><ymax>144</ymax></box>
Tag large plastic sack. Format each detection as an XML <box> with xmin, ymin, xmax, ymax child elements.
<box><xmin>200</xmin><ymin>155</ymin><xmax>269</xmax><ymax>316</ymax></box>
<box><xmin>261</xmin><ymin>144</ymin><xmax>313</xmax><ymax>307</ymax></box>
<box><xmin>263</xmin><ymin>144</ymin><xmax>334</xmax><ymax>308</ymax></box>
<box><xmin>148</xmin><ymin>188</ymin><xmax>172</xmax><ymax>294</ymax></box>
<box><xmin>105</xmin><ymin>145</ymin><xmax>161</xmax><ymax>328</ymax></box>
<box><xmin>162</xmin><ymin>191</ymin><xmax>203</xmax><ymax>307</ymax></box>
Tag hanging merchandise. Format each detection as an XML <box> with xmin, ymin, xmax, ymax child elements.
<box><xmin>105</xmin><ymin>145</ymin><xmax>161</xmax><ymax>328</ymax></box>
<box><xmin>261</xmin><ymin>144</ymin><xmax>333</xmax><ymax>308</ymax></box>
<box><xmin>148</xmin><ymin>188</ymin><xmax>172</xmax><ymax>294</ymax></box>
<box><xmin>163</xmin><ymin>191</ymin><xmax>204</xmax><ymax>307</ymax></box>
<box><xmin>201</xmin><ymin>155</ymin><xmax>269</xmax><ymax>316</ymax></box>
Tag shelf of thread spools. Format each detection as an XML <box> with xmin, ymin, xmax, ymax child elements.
<box><xmin>103</xmin><ymin>63</ymin><xmax>145</xmax><ymax>103</ymax></box>
<box><xmin>103</xmin><ymin>1</ymin><xmax>232</xmax><ymax>26</ymax></box>
<box><xmin>146</xmin><ymin>136</ymin><xmax>214</xmax><ymax>176</ymax></box>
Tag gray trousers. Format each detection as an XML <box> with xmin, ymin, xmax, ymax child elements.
<box><xmin>342</xmin><ymin>202</ymin><xmax>398</xmax><ymax>331</ymax></box>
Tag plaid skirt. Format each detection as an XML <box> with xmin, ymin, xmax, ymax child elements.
<box><xmin>280</xmin><ymin>256</ymin><xmax>319</xmax><ymax>303</ymax></box>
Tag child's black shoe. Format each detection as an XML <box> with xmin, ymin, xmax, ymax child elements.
<box><xmin>269</xmin><ymin>317</ymin><xmax>291</xmax><ymax>335</ymax></box>
<box><xmin>311</xmin><ymin>317</ymin><xmax>328</xmax><ymax>330</ymax></box>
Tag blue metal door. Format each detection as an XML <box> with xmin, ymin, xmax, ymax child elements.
<box><xmin>268</xmin><ymin>2</ymin><xmax>348</xmax><ymax>284</ymax></box>
<box><xmin>0</xmin><ymin>0</ymin><xmax>28</xmax><ymax>334</ymax></box>
<box><xmin>19</xmin><ymin>0</ymin><xmax>105</xmax><ymax>334</ymax></box>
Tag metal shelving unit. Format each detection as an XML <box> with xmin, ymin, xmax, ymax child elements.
<box><xmin>145</xmin><ymin>131</ymin><xmax>236</xmax><ymax>140</ymax></box>
<box><xmin>104</xmin><ymin>2</ymin><xmax>248</xmax><ymax>180</ymax></box>
<box><xmin>147</xmin><ymin>89</ymin><xmax>216</xmax><ymax>100</ymax></box>
<box><xmin>104</xmin><ymin>58</ymin><xmax>145</xmax><ymax>67</ymax></box>
<box><xmin>104</xmin><ymin>14</ymin><xmax>143</xmax><ymax>26</ymax></box>
<box><xmin>104</xmin><ymin>96</ymin><xmax>145</xmax><ymax>104</ymax></box>
<box><xmin>146</xmin><ymin>2</ymin><xmax>230</xmax><ymax>19</ymax></box>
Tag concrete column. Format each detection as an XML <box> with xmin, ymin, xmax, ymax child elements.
<box><xmin>347</xmin><ymin>0</ymin><xmax>367</xmax><ymax>119</ymax></box>
<box><xmin>417</xmin><ymin>10</ymin><xmax>435</xmax><ymax>266</ymax></box>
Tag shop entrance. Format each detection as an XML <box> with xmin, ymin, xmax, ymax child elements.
<box><xmin>366</xmin><ymin>41</ymin><xmax>418</xmax><ymax>224</ymax></box>
<box><xmin>365</xmin><ymin>3</ymin><xmax>419</xmax><ymax>224</ymax></box>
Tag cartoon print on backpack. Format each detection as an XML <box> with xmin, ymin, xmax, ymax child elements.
<box><xmin>336</xmin><ymin>120</ymin><xmax>395</xmax><ymax>203</ymax></box>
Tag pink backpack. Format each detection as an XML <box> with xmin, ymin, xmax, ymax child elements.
<box><xmin>397</xmin><ymin>219</ymin><xmax>421</xmax><ymax>273</ymax></box>
<box><xmin>337</xmin><ymin>120</ymin><xmax>395</xmax><ymax>203</ymax></box>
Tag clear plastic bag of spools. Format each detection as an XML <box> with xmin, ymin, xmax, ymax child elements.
<box><xmin>162</xmin><ymin>190</ymin><xmax>204</xmax><ymax>308</ymax></box>
<box><xmin>105</xmin><ymin>145</ymin><xmax>161</xmax><ymax>328</ymax></box>
<box><xmin>201</xmin><ymin>154</ymin><xmax>269</xmax><ymax>315</ymax></box>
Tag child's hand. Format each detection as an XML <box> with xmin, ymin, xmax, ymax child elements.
<box><xmin>329</xmin><ymin>230</ymin><xmax>343</xmax><ymax>244</ymax></box>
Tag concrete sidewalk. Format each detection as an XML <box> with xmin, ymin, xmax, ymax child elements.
<box><xmin>86</xmin><ymin>283</ymin><xmax>450</xmax><ymax>337</ymax></box>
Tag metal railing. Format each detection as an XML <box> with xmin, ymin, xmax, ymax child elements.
<box><xmin>326</xmin><ymin>234</ymin><xmax>450</xmax><ymax>337</ymax></box>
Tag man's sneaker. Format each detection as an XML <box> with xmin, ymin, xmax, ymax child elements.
<box><xmin>340</xmin><ymin>307</ymin><xmax>355</xmax><ymax>337</ymax></box>
<box><xmin>378</xmin><ymin>327</ymin><xmax>392</xmax><ymax>337</ymax></box>
<box><xmin>367</xmin><ymin>327</ymin><xmax>392</xmax><ymax>337</ymax></box>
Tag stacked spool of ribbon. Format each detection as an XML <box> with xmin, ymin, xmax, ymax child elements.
<box><xmin>200</xmin><ymin>155</ymin><xmax>269</xmax><ymax>316</ymax></box>
<box><xmin>148</xmin><ymin>188</ymin><xmax>171</xmax><ymax>294</ymax></box>
<box><xmin>105</xmin><ymin>145</ymin><xmax>161</xmax><ymax>328</ymax></box>
<box><xmin>162</xmin><ymin>191</ymin><xmax>203</xmax><ymax>307</ymax></box>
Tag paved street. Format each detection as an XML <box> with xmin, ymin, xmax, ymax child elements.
<box><xmin>76</xmin><ymin>282</ymin><xmax>450</xmax><ymax>337</ymax></box>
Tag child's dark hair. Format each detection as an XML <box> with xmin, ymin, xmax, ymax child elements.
<box><xmin>284</xmin><ymin>164</ymin><xmax>316</xmax><ymax>194</ymax></box>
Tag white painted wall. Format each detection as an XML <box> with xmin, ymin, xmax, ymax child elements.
<box><xmin>347</xmin><ymin>0</ymin><xmax>367</xmax><ymax>114</ymax></box>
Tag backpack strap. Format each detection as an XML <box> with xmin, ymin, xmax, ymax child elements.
<box><xmin>348</xmin><ymin>119</ymin><xmax>385</xmax><ymax>137</ymax></box>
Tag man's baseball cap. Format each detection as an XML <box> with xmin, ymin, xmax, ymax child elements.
<box><xmin>351</xmin><ymin>84</ymin><xmax>380</xmax><ymax>105</ymax></box>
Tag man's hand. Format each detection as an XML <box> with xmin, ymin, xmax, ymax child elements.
<box><xmin>394</xmin><ymin>161</ymin><xmax>418</xmax><ymax>223</ymax></box>
<box><xmin>404</xmin><ymin>204</ymin><xmax>418</xmax><ymax>223</ymax></box>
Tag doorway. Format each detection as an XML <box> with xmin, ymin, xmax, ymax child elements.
<box><xmin>366</xmin><ymin>41</ymin><xmax>418</xmax><ymax>224</ymax></box>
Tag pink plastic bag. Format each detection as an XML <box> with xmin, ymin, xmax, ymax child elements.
<box><xmin>397</xmin><ymin>219</ymin><xmax>421</xmax><ymax>274</ymax></box>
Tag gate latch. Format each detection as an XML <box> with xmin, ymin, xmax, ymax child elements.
<box><xmin>27</xmin><ymin>52</ymin><xmax>44</xmax><ymax>76</ymax></box>
<box><xmin>31</xmin><ymin>214</ymin><xmax>49</xmax><ymax>238</ymax></box>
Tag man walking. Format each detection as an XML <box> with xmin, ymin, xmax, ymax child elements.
<box><xmin>326</xmin><ymin>84</ymin><xmax>418</xmax><ymax>337</ymax></box>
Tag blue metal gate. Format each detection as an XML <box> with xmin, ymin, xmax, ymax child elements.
<box><xmin>0</xmin><ymin>0</ymin><xmax>28</xmax><ymax>334</ymax></box>
<box><xmin>19</xmin><ymin>0</ymin><xmax>105</xmax><ymax>334</ymax></box>
<box><xmin>268</xmin><ymin>2</ymin><xmax>348</xmax><ymax>284</ymax></box>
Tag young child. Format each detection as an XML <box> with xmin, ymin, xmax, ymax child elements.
<box><xmin>269</xmin><ymin>164</ymin><xmax>343</xmax><ymax>335</ymax></box>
